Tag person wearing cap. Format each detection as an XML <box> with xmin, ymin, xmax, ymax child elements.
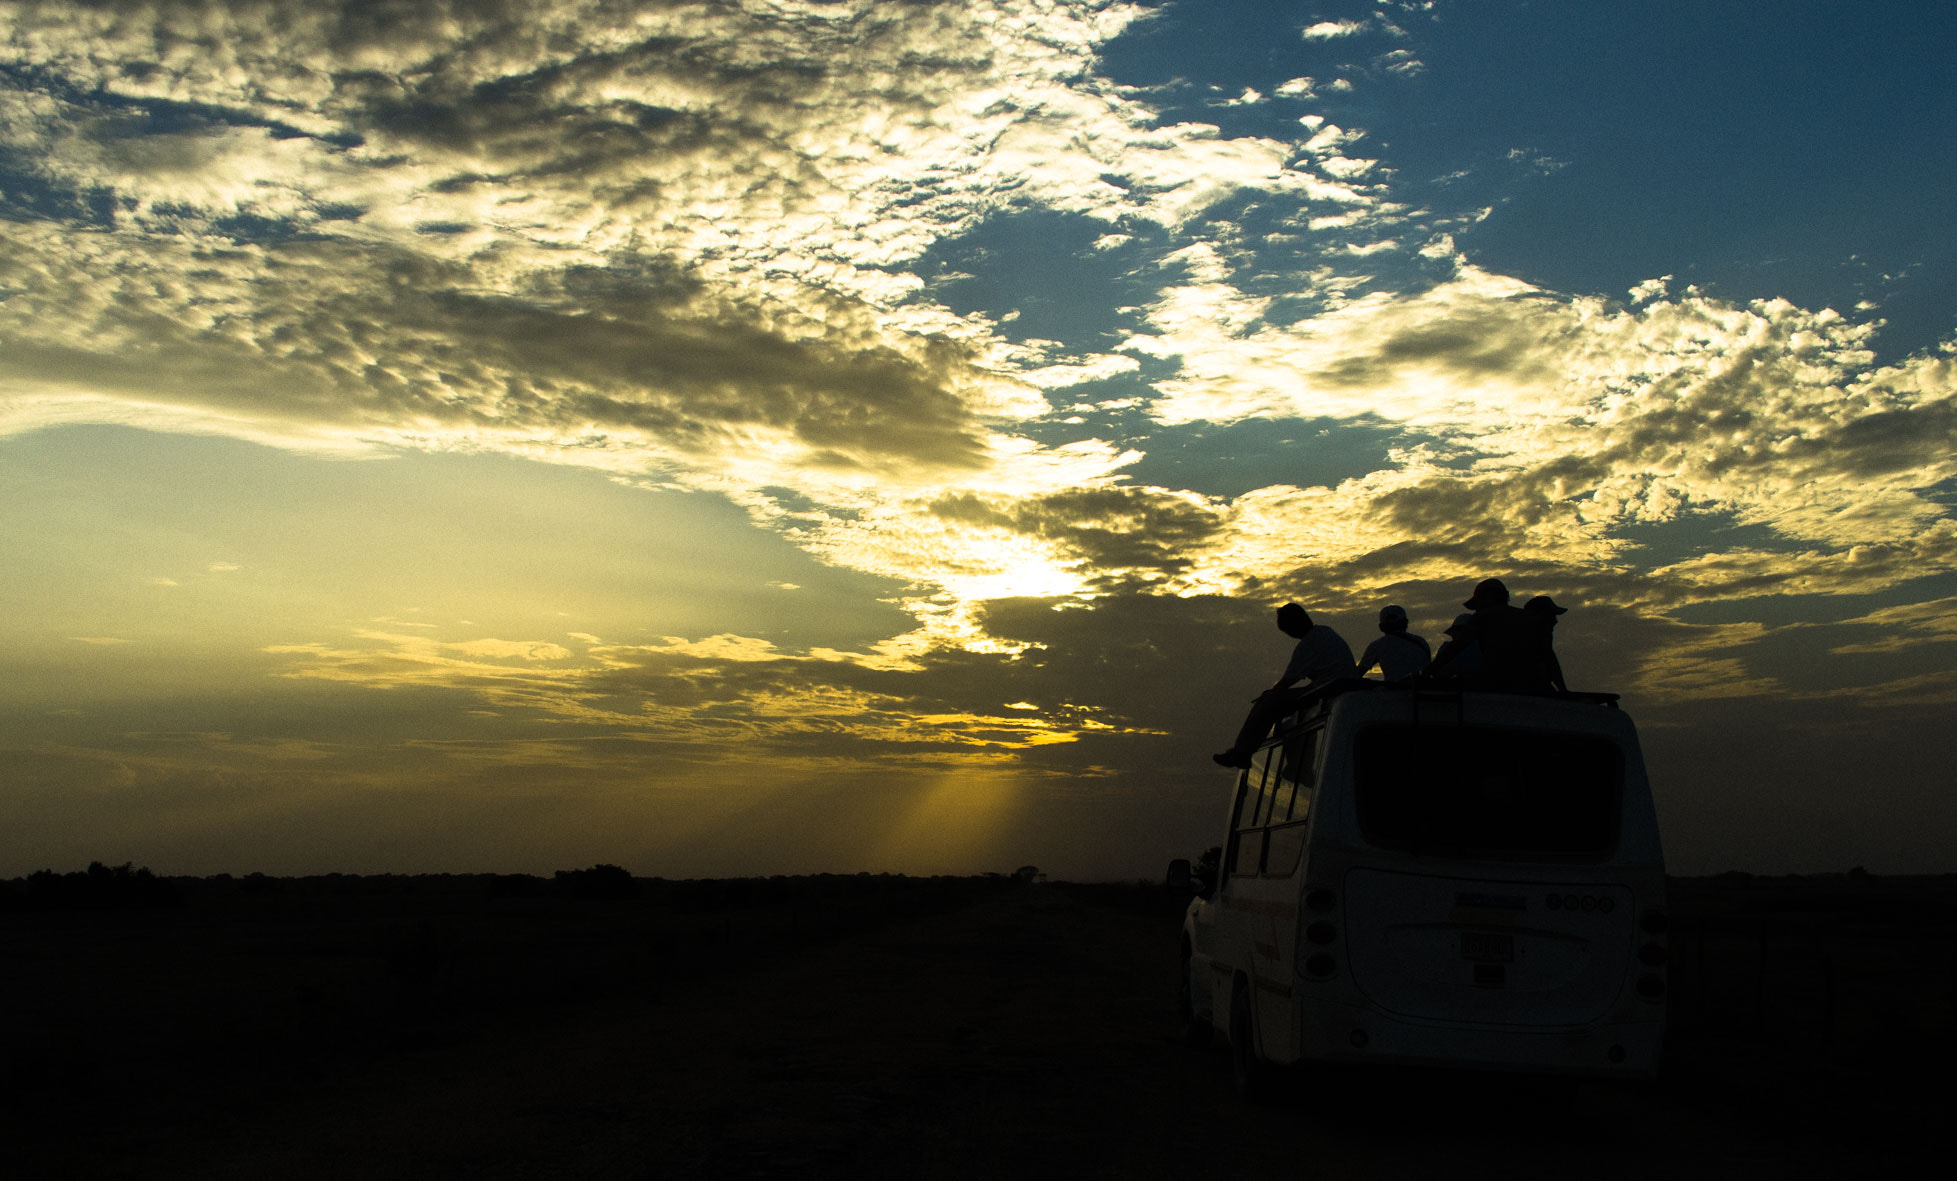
<box><xmin>1522</xmin><ymin>594</ymin><xmax>1569</xmax><ymax>693</ymax></box>
<box><xmin>1427</xmin><ymin>577</ymin><xmax>1533</xmax><ymax>690</ymax></box>
<box><xmin>1212</xmin><ymin>603</ymin><xmax>1355</xmax><ymax>769</ymax></box>
<box><xmin>1355</xmin><ymin>604</ymin><xmax>1431</xmax><ymax>682</ymax></box>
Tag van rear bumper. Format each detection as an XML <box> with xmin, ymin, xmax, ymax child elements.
<box><xmin>1294</xmin><ymin>999</ymin><xmax>1664</xmax><ymax>1079</ymax></box>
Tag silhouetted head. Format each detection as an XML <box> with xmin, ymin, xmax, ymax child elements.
<box><xmin>1444</xmin><ymin>612</ymin><xmax>1476</xmax><ymax>637</ymax></box>
<box><xmin>1463</xmin><ymin>578</ymin><xmax>1510</xmax><ymax>610</ymax></box>
<box><xmin>1275</xmin><ymin>602</ymin><xmax>1312</xmax><ymax>637</ymax></box>
<box><xmin>1378</xmin><ymin>604</ymin><xmax>1409</xmax><ymax>633</ymax></box>
<box><xmin>1523</xmin><ymin>595</ymin><xmax>1567</xmax><ymax>626</ymax></box>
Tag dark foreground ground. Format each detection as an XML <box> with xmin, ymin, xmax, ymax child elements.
<box><xmin>4</xmin><ymin>869</ymin><xmax>1953</xmax><ymax>1179</ymax></box>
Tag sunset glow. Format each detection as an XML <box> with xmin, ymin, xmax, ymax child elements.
<box><xmin>5</xmin><ymin>0</ymin><xmax>1955</xmax><ymax>879</ymax></box>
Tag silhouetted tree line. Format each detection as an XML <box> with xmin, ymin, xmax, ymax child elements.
<box><xmin>487</xmin><ymin>866</ymin><xmax>1027</xmax><ymax>913</ymax></box>
<box><xmin>550</xmin><ymin>863</ymin><xmax>638</xmax><ymax>899</ymax></box>
<box><xmin>0</xmin><ymin>861</ymin><xmax>181</xmax><ymax>911</ymax></box>
<box><xmin>1</xmin><ymin>862</ymin><xmax>1040</xmax><ymax>916</ymax></box>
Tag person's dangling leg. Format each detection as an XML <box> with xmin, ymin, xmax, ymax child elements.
<box><xmin>1215</xmin><ymin>689</ymin><xmax>1289</xmax><ymax>767</ymax></box>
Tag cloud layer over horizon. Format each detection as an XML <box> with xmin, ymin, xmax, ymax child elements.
<box><xmin>6</xmin><ymin>0</ymin><xmax>1956</xmax><ymax>878</ymax></box>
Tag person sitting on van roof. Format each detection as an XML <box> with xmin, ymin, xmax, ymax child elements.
<box><xmin>1426</xmin><ymin>612</ymin><xmax>1482</xmax><ymax>679</ymax></box>
<box><xmin>1426</xmin><ymin>578</ymin><xmax>1538</xmax><ymax>691</ymax></box>
<box><xmin>1212</xmin><ymin>603</ymin><xmax>1355</xmax><ymax>769</ymax></box>
<box><xmin>1355</xmin><ymin>604</ymin><xmax>1431</xmax><ymax>682</ymax></box>
<box><xmin>1522</xmin><ymin>594</ymin><xmax>1569</xmax><ymax>693</ymax></box>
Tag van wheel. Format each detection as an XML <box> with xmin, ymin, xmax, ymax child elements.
<box><xmin>1178</xmin><ymin>942</ymin><xmax>1210</xmax><ymax>1047</ymax></box>
<box><xmin>1229</xmin><ymin>976</ymin><xmax>1267</xmax><ymax>1099</ymax></box>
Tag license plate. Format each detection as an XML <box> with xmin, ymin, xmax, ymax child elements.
<box><xmin>1460</xmin><ymin>931</ymin><xmax>1514</xmax><ymax>963</ymax></box>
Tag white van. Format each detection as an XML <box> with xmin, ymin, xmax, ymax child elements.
<box><xmin>1175</xmin><ymin>682</ymin><xmax>1669</xmax><ymax>1088</ymax></box>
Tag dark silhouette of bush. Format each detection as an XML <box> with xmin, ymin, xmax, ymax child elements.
<box><xmin>489</xmin><ymin>873</ymin><xmax>549</xmax><ymax>897</ymax></box>
<box><xmin>239</xmin><ymin>871</ymin><xmax>280</xmax><ymax>894</ymax></box>
<box><xmin>1</xmin><ymin>861</ymin><xmax>180</xmax><ymax>911</ymax></box>
<box><xmin>553</xmin><ymin>864</ymin><xmax>638</xmax><ymax>899</ymax></box>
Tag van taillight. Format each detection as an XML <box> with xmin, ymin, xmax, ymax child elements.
<box><xmin>1302</xmin><ymin>888</ymin><xmax>1340</xmax><ymax>977</ymax></box>
<box><xmin>1302</xmin><ymin>889</ymin><xmax>1340</xmax><ymax>979</ymax></box>
<box><xmin>1637</xmin><ymin>906</ymin><xmax>1668</xmax><ymax>983</ymax></box>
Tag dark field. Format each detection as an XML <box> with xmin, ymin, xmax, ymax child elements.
<box><xmin>4</xmin><ymin>868</ymin><xmax>1953</xmax><ymax>1179</ymax></box>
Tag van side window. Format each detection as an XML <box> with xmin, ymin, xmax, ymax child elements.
<box><xmin>1235</xmin><ymin>828</ymin><xmax>1268</xmax><ymax>877</ymax></box>
<box><xmin>1267</xmin><ymin>749</ymin><xmax>1299</xmax><ymax>824</ymax></box>
<box><xmin>1229</xmin><ymin>748</ymin><xmax>1280</xmax><ymax>877</ymax></box>
<box><xmin>1263</xmin><ymin>824</ymin><xmax>1308</xmax><ymax>876</ymax></box>
<box><xmin>1225</xmin><ymin>763</ymin><xmax>1256</xmax><ymax>878</ymax></box>
<box><xmin>1271</xmin><ymin>728</ymin><xmax>1319</xmax><ymax>824</ymax></box>
<box><xmin>1230</xmin><ymin>766</ymin><xmax>1259</xmax><ymax>833</ymax></box>
<box><xmin>1284</xmin><ymin>728</ymin><xmax>1318</xmax><ymax>789</ymax></box>
<box><xmin>1248</xmin><ymin>745</ymin><xmax>1281</xmax><ymax>827</ymax></box>
<box><xmin>1223</xmin><ymin>775</ymin><xmax>1252</xmax><ymax>877</ymax></box>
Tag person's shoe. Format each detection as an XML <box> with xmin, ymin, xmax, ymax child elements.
<box><xmin>1212</xmin><ymin>750</ymin><xmax>1251</xmax><ymax>769</ymax></box>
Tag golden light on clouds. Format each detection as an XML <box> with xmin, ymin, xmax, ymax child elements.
<box><xmin>5</xmin><ymin>0</ymin><xmax>1957</xmax><ymax>878</ymax></box>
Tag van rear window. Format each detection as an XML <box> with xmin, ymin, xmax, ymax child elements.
<box><xmin>1352</xmin><ymin>724</ymin><xmax>1623</xmax><ymax>860</ymax></box>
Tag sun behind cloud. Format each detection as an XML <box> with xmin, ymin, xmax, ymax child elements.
<box><xmin>4</xmin><ymin>0</ymin><xmax>1956</xmax><ymax>878</ymax></box>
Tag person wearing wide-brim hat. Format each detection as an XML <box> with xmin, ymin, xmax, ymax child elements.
<box><xmin>1463</xmin><ymin>577</ymin><xmax>1511</xmax><ymax>611</ymax></box>
<box><xmin>1522</xmin><ymin>595</ymin><xmax>1567</xmax><ymax>616</ymax></box>
<box><xmin>1522</xmin><ymin>595</ymin><xmax>1569</xmax><ymax>693</ymax></box>
<box><xmin>1428</xmin><ymin>577</ymin><xmax>1535</xmax><ymax>690</ymax></box>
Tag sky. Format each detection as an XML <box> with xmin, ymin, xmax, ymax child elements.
<box><xmin>4</xmin><ymin>0</ymin><xmax>1956</xmax><ymax>881</ymax></box>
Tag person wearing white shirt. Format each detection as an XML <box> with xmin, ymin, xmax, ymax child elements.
<box><xmin>1213</xmin><ymin>603</ymin><xmax>1355</xmax><ymax>769</ymax></box>
<box><xmin>1354</xmin><ymin>604</ymin><xmax>1431</xmax><ymax>682</ymax></box>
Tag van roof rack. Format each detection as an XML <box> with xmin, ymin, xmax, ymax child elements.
<box><xmin>1291</xmin><ymin>678</ymin><xmax>1621</xmax><ymax>712</ymax></box>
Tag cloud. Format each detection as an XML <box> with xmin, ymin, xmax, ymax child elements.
<box><xmin>635</xmin><ymin>634</ymin><xmax>788</xmax><ymax>664</ymax></box>
<box><xmin>1374</xmin><ymin>49</ymin><xmax>1424</xmax><ymax>77</ymax></box>
<box><xmin>5</xmin><ymin>0</ymin><xmax>1956</xmax><ymax>890</ymax></box>
<box><xmin>3</xmin><ymin>0</ymin><xmax>1954</xmax><ymax>705</ymax></box>
<box><xmin>927</xmin><ymin>483</ymin><xmax>1228</xmax><ymax>586</ymax></box>
<box><xmin>1827</xmin><ymin>597</ymin><xmax>1957</xmax><ymax>655</ymax></box>
<box><xmin>1123</xmin><ymin>263</ymin><xmax>1957</xmax><ymax>601</ymax></box>
<box><xmin>1213</xmin><ymin>87</ymin><xmax>1264</xmax><ymax>107</ymax></box>
<box><xmin>251</xmin><ymin>615</ymin><xmax>1169</xmax><ymax>772</ymax></box>
<box><xmin>1301</xmin><ymin>20</ymin><xmax>1368</xmax><ymax>40</ymax></box>
<box><xmin>1629</xmin><ymin>277</ymin><xmax>1673</xmax><ymax>304</ymax></box>
<box><xmin>0</xmin><ymin>0</ymin><xmax>1357</xmax><ymax>555</ymax></box>
<box><xmin>1620</xmin><ymin>624</ymin><xmax>1784</xmax><ymax>704</ymax></box>
<box><xmin>0</xmin><ymin>223</ymin><xmax>1004</xmax><ymax>479</ymax></box>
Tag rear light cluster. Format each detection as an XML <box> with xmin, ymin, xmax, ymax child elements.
<box><xmin>1547</xmin><ymin>893</ymin><xmax>1616</xmax><ymax>914</ymax></box>
<box><xmin>1303</xmin><ymin>887</ymin><xmax>1338</xmax><ymax>980</ymax></box>
<box><xmin>1635</xmin><ymin>906</ymin><xmax>1668</xmax><ymax>1002</ymax></box>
